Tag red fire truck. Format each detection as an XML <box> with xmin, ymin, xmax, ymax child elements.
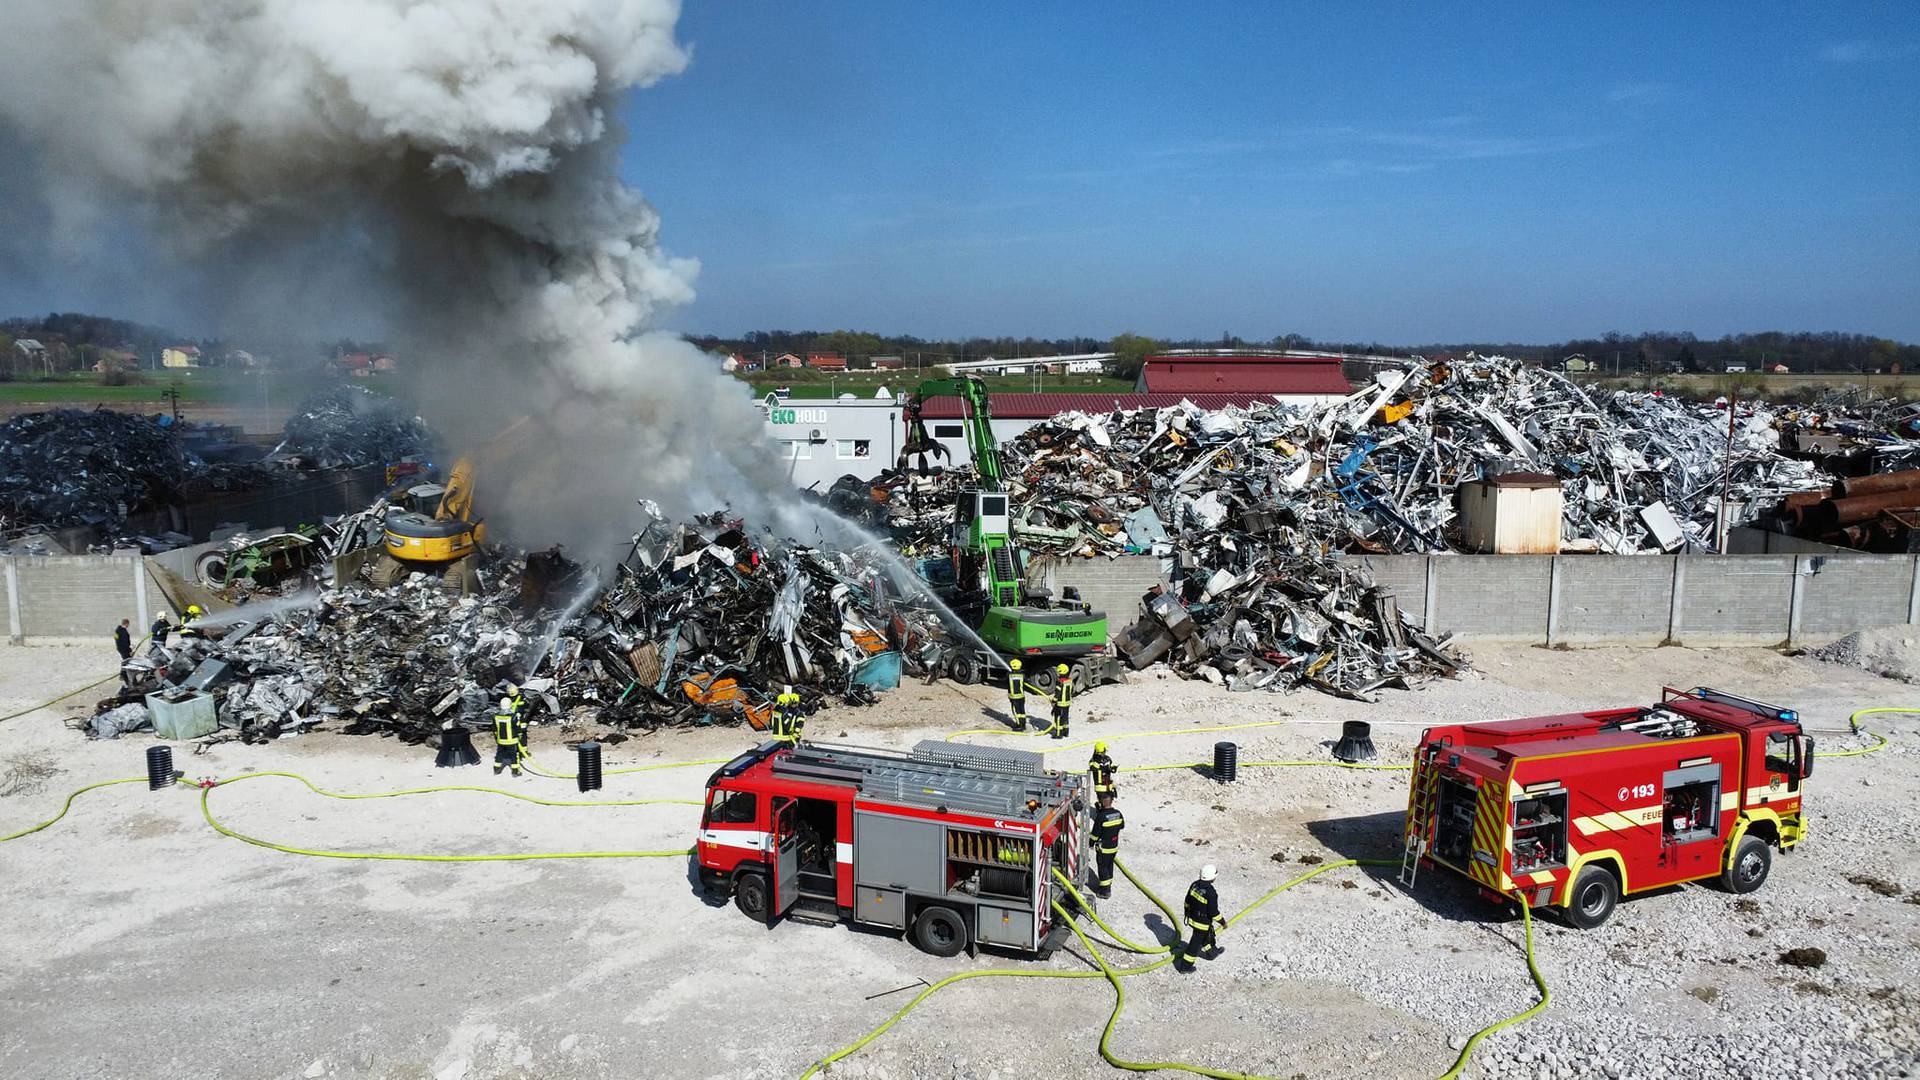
<box><xmin>1402</xmin><ymin>687</ymin><xmax>1814</xmax><ymax>928</ymax></box>
<box><xmin>695</xmin><ymin>739</ymin><xmax>1093</xmax><ymax>957</ymax></box>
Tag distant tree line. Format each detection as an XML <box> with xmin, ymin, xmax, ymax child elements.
<box><xmin>689</xmin><ymin>327</ymin><xmax>1918</xmax><ymax>380</ymax></box>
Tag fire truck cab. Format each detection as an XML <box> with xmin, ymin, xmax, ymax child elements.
<box><xmin>1404</xmin><ymin>687</ymin><xmax>1813</xmax><ymax>928</ymax></box>
<box><xmin>696</xmin><ymin>739</ymin><xmax>1093</xmax><ymax>957</ymax></box>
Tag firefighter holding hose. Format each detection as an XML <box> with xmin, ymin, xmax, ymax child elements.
<box><xmin>1089</xmin><ymin>741</ymin><xmax>1117</xmax><ymax>800</ymax></box>
<box><xmin>1050</xmin><ymin>664</ymin><xmax>1072</xmax><ymax>739</ymax></box>
<box><xmin>1005</xmin><ymin>658</ymin><xmax>1029</xmax><ymax>731</ymax></box>
<box><xmin>492</xmin><ymin>695</ymin><xmax>527</xmax><ymax>778</ymax></box>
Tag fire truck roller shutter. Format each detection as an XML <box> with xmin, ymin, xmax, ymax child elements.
<box><xmin>1465</xmin><ymin>780</ymin><xmax>1510</xmax><ymax>892</ymax></box>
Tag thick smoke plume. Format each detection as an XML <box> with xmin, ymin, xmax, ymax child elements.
<box><xmin>0</xmin><ymin>0</ymin><xmax>797</xmax><ymax>561</ymax></box>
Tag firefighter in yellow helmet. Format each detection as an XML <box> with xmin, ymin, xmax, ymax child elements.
<box><xmin>492</xmin><ymin>696</ymin><xmax>527</xmax><ymax>777</ymax></box>
<box><xmin>786</xmin><ymin>691</ymin><xmax>807</xmax><ymax>744</ymax></box>
<box><xmin>1050</xmin><ymin>663</ymin><xmax>1072</xmax><ymax>739</ymax></box>
<box><xmin>1089</xmin><ymin>740</ymin><xmax>1117</xmax><ymax>800</ymax></box>
<box><xmin>180</xmin><ymin>603</ymin><xmax>205</xmax><ymax>638</ymax></box>
<box><xmin>1005</xmin><ymin>658</ymin><xmax>1029</xmax><ymax>731</ymax></box>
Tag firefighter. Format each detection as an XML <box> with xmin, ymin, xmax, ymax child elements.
<box><xmin>1177</xmin><ymin>864</ymin><xmax>1226</xmax><ymax>972</ymax></box>
<box><xmin>768</xmin><ymin>692</ymin><xmax>790</xmax><ymax>744</ymax></box>
<box><xmin>773</xmin><ymin>691</ymin><xmax>805</xmax><ymax>745</ymax></box>
<box><xmin>1005</xmin><ymin>658</ymin><xmax>1028</xmax><ymax>731</ymax></box>
<box><xmin>179</xmin><ymin>604</ymin><xmax>204</xmax><ymax>638</ymax></box>
<box><xmin>1090</xmin><ymin>792</ymin><xmax>1124</xmax><ymax>899</ymax></box>
<box><xmin>492</xmin><ymin>696</ymin><xmax>527</xmax><ymax>777</ymax></box>
<box><xmin>149</xmin><ymin>614</ymin><xmax>173</xmax><ymax>650</ymax></box>
<box><xmin>1089</xmin><ymin>741</ymin><xmax>1117</xmax><ymax>800</ymax></box>
<box><xmin>114</xmin><ymin>619</ymin><xmax>133</xmax><ymax>661</ymax></box>
<box><xmin>788</xmin><ymin>691</ymin><xmax>807</xmax><ymax>743</ymax></box>
<box><xmin>1050</xmin><ymin>663</ymin><xmax>1072</xmax><ymax>739</ymax></box>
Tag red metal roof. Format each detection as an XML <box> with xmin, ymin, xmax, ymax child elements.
<box><xmin>919</xmin><ymin>392</ymin><xmax>1274</xmax><ymax>419</ymax></box>
<box><xmin>1142</xmin><ymin>353</ymin><xmax>1351</xmax><ymax>395</ymax></box>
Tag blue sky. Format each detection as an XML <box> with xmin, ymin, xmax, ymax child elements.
<box><xmin>624</xmin><ymin>3</ymin><xmax>1920</xmax><ymax>343</ymax></box>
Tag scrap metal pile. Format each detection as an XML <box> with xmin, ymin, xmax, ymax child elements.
<box><xmin>1765</xmin><ymin>468</ymin><xmax>1920</xmax><ymax>552</ymax></box>
<box><xmin>0</xmin><ymin>408</ymin><xmax>261</xmax><ymax>544</ymax></box>
<box><xmin>992</xmin><ymin>355</ymin><xmax>1824</xmax><ymax>558</ymax></box>
<box><xmin>1779</xmin><ymin>387</ymin><xmax>1920</xmax><ymax>475</ymax></box>
<box><xmin>94</xmin><ymin>510</ymin><xmax>931</xmax><ymax>742</ymax></box>
<box><xmin>0</xmin><ymin>386</ymin><xmax>432</xmax><ymax>550</ymax></box>
<box><xmin>269</xmin><ymin>385</ymin><xmax>432</xmax><ymax>469</ymax></box>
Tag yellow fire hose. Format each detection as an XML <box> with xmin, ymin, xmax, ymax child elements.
<box><xmin>0</xmin><ymin>684</ymin><xmax>1898</xmax><ymax>1077</ymax></box>
<box><xmin>193</xmin><ymin>771</ymin><xmax>697</xmax><ymax>862</ymax></box>
<box><xmin>0</xmin><ymin>776</ymin><xmax>148</xmax><ymax>842</ymax></box>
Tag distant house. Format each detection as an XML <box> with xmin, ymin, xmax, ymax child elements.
<box><xmin>161</xmin><ymin>345</ymin><xmax>201</xmax><ymax>369</ymax></box>
<box><xmin>774</xmin><ymin>353</ymin><xmax>804</xmax><ymax>369</ymax></box>
<box><xmin>872</xmin><ymin>355</ymin><xmax>906</xmax><ymax>371</ymax></box>
<box><xmin>371</xmin><ymin>354</ymin><xmax>397</xmax><ymax>372</ymax></box>
<box><xmin>91</xmin><ymin>347</ymin><xmax>139</xmax><ymax>373</ymax></box>
<box><xmin>13</xmin><ymin>338</ymin><xmax>45</xmax><ymax>359</ymax></box>
<box><xmin>223</xmin><ymin>349</ymin><xmax>258</xmax><ymax>368</ymax></box>
<box><xmin>807</xmin><ymin>352</ymin><xmax>847</xmax><ymax>371</ymax></box>
<box><xmin>1769</xmin><ymin>363</ymin><xmax>1791</xmax><ymax>374</ymax></box>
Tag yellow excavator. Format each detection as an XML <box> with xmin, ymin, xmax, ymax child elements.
<box><xmin>371</xmin><ymin>417</ymin><xmax>532</xmax><ymax>589</ymax></box>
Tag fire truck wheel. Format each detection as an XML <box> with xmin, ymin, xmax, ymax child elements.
<box><xmin>911</xmin><ymin>905</ymin><xmax>968</xmax><ymax>957</ymax></box>
<box><xmin>734</xmin><ymin>870</ymin><xmax>771</xmax><ymax>922</ymax></box>
<box><xmin>1720</xmin><ymin>835</ymin><xmax>1772</xmax><ymax>894</ymax></box>
<box><xmin>1564</xmin><ymin>865</ymin><xmax>1619</xmax><ymax>929</ymax></box>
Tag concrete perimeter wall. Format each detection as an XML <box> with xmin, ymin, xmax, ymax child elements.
<box><xmin>10</xmin><ymin>548</ymin><xmax>1917</xmax><ymax>649</ymax></box>
<box><xmin>1353</xmin><ymin>552</ymin><xmax>1920</xmax><ymax>647</ymax></box>
<box><xmin>2</xmin><ymin>554</ymin><xmax>172</xmax><ymax>643</ymax></box>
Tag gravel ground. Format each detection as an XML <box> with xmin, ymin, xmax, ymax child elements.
<box><xmin>0</xmin><ymin>640</ymin><xmax>1915</xmax><ymax>1079</ymax></box>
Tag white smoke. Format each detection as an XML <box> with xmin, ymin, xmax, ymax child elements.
<box><xmin>0</xmin><ymin>0</ymin><xmax>797</xmax><ymax>560</ymax></box>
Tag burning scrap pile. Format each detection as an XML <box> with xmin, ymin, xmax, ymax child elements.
<box><xmin>270</xmin><ymin>385</ymin><xmax>432</xmax><ymax>469</ymax></box>
<box><xmin>0</xmin><ymin>408</ymin><xmax>262</xmax><ymax>545</ymax></box>
<box><xmin>1000</xmin><ymin>354</ymin><xmax>1823</xmax><ymax>557</ymax></box>
<box><xmin>93</xmin><ymin>512</ymin><xmax>934</xmax><ymax>743</ymax></box>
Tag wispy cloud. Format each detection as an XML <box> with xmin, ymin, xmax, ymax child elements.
<box><xmin>1819</xmin><ymin>40</ymin><xmax>1918</xmax><ymax>63</ymax></box>
<box><xmin>1606</xmin><ymin>81</ymin><xmax>1666</xmax><ymax>105</ymax></box>
<box><xmin>1353</xmin><ymin>130</ymin><xmax>1601</xmax><ymax>161</ymax></box>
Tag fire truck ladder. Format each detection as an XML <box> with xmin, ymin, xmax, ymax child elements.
<box><xmin>1400</xmin><ymin>743</ymin><xmax>1442</xmax><ymax>889</ymax></box>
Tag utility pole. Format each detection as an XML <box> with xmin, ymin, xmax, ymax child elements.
<box><xmin>1715</xmin><ymin>388</ymin><xmax>1737</xmax><ymax>553</ymax></box>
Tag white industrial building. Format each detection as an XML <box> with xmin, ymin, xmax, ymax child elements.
<box><xmin>759</xmin><ymin>389</ymin><xmax>1284</xmax><ymax>489</ymax></box>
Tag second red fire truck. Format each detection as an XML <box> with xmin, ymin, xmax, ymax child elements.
<box><xmin>1403</xmin><ymin>687</ymin><xmax>1814</xmax><ymax>927</ymax></box>
<box><xmin>696</xmin><ymin>739</ymin><xmax>1094</xmax><ymax>957</ymax></box>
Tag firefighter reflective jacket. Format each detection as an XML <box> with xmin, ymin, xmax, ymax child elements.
<box><xmin>1092</xmin><ymin>806</ymin><xmax>1125</xmax><ymax>854</ymax></box>
<box><xmin>1054</xmin><ymin>679</ymin><xmax>1073</xmax><ymax>709</ymax></box>
<box><xmin>1006</xmin><ymin>674</ymin><xmax>1025</xmax><ymax>702</ymax></box>
<box><xmin>1089</xmin><ymin>752</ymin><xmax>1117</xmax><ymax>796</ymax></box>
<box><xmin>1184</xmin><ymin>879</ymin><xmax>1221</xmax><ymax>931</ymax></box>
<box><xmin>493</xmin><ymin>711</ymin><xmax>524</xmax><ymax>748</ymax></box>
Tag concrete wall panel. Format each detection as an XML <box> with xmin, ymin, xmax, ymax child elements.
<box><xmin>1676</xmin><ymin>556</ymin><xmax>1794</xmax><ymax>645</ymax></box>
<box><xmin>1796</xmin><ymin>555</ymin><xmax>1914</xmax><ymax>641</ymax></box>
<box><xmin>1431</xmin><ymin>555</ymin><xmax>1552</xmax><ymax>640</ymax></box>
<box><xmin>1553</xmin><ymin>556</ymin><xmax>1676</xmax><ymax>645</ymax></box>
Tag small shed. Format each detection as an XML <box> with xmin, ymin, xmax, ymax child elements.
<box><xmin>1458</xmin><ymin>472</ymin><xmax>1563</xmax><ymax>554</ymax></box>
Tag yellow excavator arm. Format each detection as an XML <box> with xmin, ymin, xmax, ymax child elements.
<box><xmin>435</xmin><ymin>415</ymin><xmax>534</xmax><ymax>524</ymax></box>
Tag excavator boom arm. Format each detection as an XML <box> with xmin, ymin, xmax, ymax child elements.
<box><xmin>898</xmin><ymin>376</ymin><xmax>1004</xmax><ymax>488</ymax></box>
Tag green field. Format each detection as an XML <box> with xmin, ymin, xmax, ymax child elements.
<box><xmin>736</xmin><ymin>369</ymin><xmax>1135</xmax><ymax>399</ymax></box>
<box><xmin>1576</xmin><ymin>371</ymin><xmax>1920</xmax><ymax>401</ymax></box>
<box><xmin>0</xmin><ymin>376</ymin><xmax>223</xmax><ymax>403</ymax></box>
<box><xmin>0</xmin><ymin>371</ymin><xmax>403</xmax><ymax>408</ymax></box>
